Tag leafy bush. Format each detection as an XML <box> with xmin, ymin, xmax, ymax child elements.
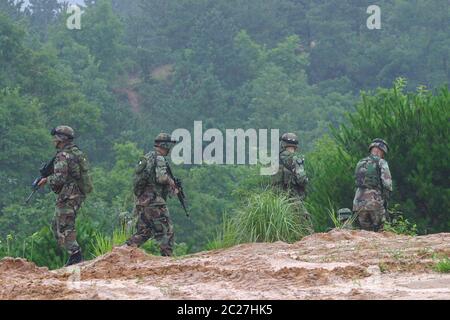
<box><xmin>383</xmin><ymin>205</ymin><xmax>418</xmax><ymax>236</ymax></box>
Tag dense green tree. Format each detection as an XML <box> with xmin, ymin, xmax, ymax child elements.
<box><xmin>28</xmin><ymin>0</ymin><xmax>62</xmax><ymax>40</ymax></box>
<box><xmin>74</xmin><ymin>0</ymin><xmax>125</xmax><ymax>75</ymax></box>
<box><xmin>0</xmin><ymin>88</ymin><xmax>50</xmax><ymax>210</ymax></box>
<box><xmin>307</xmin><ymin>80</ymin><xmax>450</xmax><ymax>233</ymax></box>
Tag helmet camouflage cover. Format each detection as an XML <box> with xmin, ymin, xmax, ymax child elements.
<box><xmin>369</xmin><ymin>138</ymin><xmax>389</xmax><ymax>154</ymax></box>
<box><xmin>280</xmin><ymin>132</ymin><xmax>299</xmax><ymax>150</ymax></box>
<box><xmin>337</xmin><ymin>208</ymin><xmax>353</xmax><ymax>221</ymax></box>
<box><xmin>154</xmin><ymin>132</ymin><xmax>177</xmax><ymax>150</ymax></box>
<box><xmin>51</xmin><ymin>125</ymin><xmax>75</xmax><ymax>141</ymax></box>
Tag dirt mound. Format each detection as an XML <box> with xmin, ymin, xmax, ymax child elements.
<box><xmin>0</xmin><ymin>230</ymin><xmax>449</xmax><ymax>300</ymax></box>
<box><xmin>0</xmin><ymin>257</ymin><xmax>48</xmax><ymax>274</ymax></box>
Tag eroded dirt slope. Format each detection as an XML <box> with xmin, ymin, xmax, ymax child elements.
<box><xmin>1</xmin><ymin>230</ymin><xmax>449</xmax><ymax>300</ymax></box>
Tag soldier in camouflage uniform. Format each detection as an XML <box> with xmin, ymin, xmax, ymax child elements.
<box><xmin>275</xmin><ymin>133</ymin><xmax>309</xmax><ymax>200</ymax></box>
<box><xmin>274</xmin><ymin>133</ymin><xmax>312</xmax><ymax>231</ymax></box>
<box><xmin>38</xmin><ymin>126</ymin><xmax>91</xmax><ymax>266</ymax></box>
<box><xmin>125</xmin><ymin>133</ymin><xmax>178</xmax><ymax>256</ymax></box>
<box><xmin>353</xmin><ymin>138</ymin><xmax>393</xmax><ymax>232</ymax></box>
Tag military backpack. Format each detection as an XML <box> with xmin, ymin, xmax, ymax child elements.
<box><xmin>355</xmin><ymin>155</ymin><xmax>382</xmax><ymax>190</ymax></box>
<box><xmin>70</xmin><ymin>146</ymin><xmax>93</xmax><ymax>195</ymax></box>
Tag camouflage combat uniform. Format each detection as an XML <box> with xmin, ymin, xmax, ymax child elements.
<box><xmin>126</xmin><ymin>151</ymin><xmax>175</xmax><ymax>256</ymax></box>
<box><xmin>48</xmin><ymin>143</ymin><xmax>86</xmax><ymax>256</ymax></box>
<box><xmin>276</xmin><ymin>150</ymin><xmax>309</xmax><ymax>200</ymax></box>
<box><xmin>353</xmin><ymin>154</ymin><xmax>392</xmax><ymax>231</ymax></box>
<box><xmin>273</xmin><ymin>133</ymin><xmax>312</xmax><ymax>232</ymax></box>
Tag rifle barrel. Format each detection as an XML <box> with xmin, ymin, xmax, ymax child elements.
<box><xmin>25</xmin><ymin>189</ymin><xmax>37</xmax><ymax>204</ymax></box>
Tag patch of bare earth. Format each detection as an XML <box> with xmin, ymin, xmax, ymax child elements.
<box><xmin>1</xmin><ymin>230</ymin><xmax>449</xmax><ymax>300</ymax></box>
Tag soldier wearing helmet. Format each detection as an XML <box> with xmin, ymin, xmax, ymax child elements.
<box><xmin>274</xmin><ymin>133</ymin><xmax>312</xmax><ymax>232</ymax></box>
<box><xmin>353</xmin><ymin>138</ymin><xmax>393</xmax><ymax>232</ymax></box>
<box><xmin>276</xmin><ymin>133</ymin><xmax>309</xmax><ymax>199</ymax></box>
<box><xmin>38</xmin><ymin>125</ymin><xmax>92</xmax><ymax>266</ymax></box>
<box><xmin>125</xmin><ymin>132</ymin><xmax>178</xmax><ymax>256</ymax></box>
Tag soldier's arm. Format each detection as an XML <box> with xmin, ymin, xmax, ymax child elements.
<box><xmin>379</xmin><ymin>159</ymin><xmax>393</xmax><ymax>197</ymax></box>
<box><xmin>155</xmin><ymin>156</ymin><xmax>174</xmax><ymax>185</ymax></box>
<box><xmin>293</xmin><ymin>155</ymin><xmax>308</xmax><ymax>186</ymax></box>
<box><xmin>47</xmin><ymin>153</ymin><xmax>70</xmax><ymax>191</ymax></box>
<box><xmin>280</xmin><ymin>153</ymin><xmax>295</xmax><ymax>172</ymax></box>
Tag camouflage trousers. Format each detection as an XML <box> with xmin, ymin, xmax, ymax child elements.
<box><xmin>357</xmin><ymin>209</ymin><xmax>386</xmax><ymax>232</ymax></box>
<box><xmin>52</xmin><ymin>197</ymin><xmax>83</xmax><ymax>255</ymax></box>
<box><xmin>126</xmin><ymin>205</ymin><xmax>174</xmax><ymax>256</ymax></box>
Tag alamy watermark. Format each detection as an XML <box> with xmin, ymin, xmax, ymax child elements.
<box><xmin>170</xmin><ymin>121</ymin><xmax>280</xmax><ymax>176</ymax></box>
<box><xmin>67</xmin><ymin>5</ymin><xmax>82</xmax><ymax>30</ymax></box>
<box><xmin>367</xmin><ymin>5</ymin><xmax>381</xmax><ymax>30</ymax></box>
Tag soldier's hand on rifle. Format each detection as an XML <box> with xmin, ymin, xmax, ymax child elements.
<box><xmin>169</xmin><ymin>179</ymin><xmax>179</xmax><ymax>195</ymax></box>
<box><xmin>38</xmin><ymin>177</ymin><xmax>47</xmax><ymax>187</ymax></box>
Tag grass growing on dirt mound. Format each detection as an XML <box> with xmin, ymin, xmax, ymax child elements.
<box><xmin>434</xmin><ymin>257</ymin><xmax>450</xmax><ymax>273</ymax></box>
<box><xmin>207</xmin><ymin>190</ymin><xmax>312</xmax><ymax>249</ymax></box>
<box><xmin>90</xmin><ymin>224</ymin><xmax>189</xmax><ymax>258</ymax></box>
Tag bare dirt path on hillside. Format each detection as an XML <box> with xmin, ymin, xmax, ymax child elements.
<box><xmin>1</xmin><ymin>230</ymin><xmax>449</xmax><ymax>300</ymax></box>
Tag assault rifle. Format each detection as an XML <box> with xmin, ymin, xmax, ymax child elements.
<box><xmin>166</xmin><ymin>163</ymin><xmax>189</xmax><ymax>218</ymax></box>
<box><xmin>25</xmin><ymin>157</ymin><xmax>55</xmax><ymax>204</ymax></box>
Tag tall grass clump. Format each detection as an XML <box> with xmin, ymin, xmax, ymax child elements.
<box><xmin>207</xmin><ymin>189</ymin><xmax>312</xmax><ymax>249</ymax></box>
<box><xmin>235</xmin><ymin>190</ymin><xmax>312</xmax><ymax>243</ymax></box>
<box><xmin>91</xmin><ymin>225</ymin><xmax>131</xmax><ymax>258</ymax></box>
<box><xmin>206</xmin><ymin>212</ymin><xmax>238</xmax><ymax>250</ymax></box>
<box><xmin>327</xmin><ymin>206</ymin><xmax>358</xmax><ymax>230</ymax></box>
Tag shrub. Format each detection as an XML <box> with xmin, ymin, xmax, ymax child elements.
<box><xmin>383</xmin><ymin>205</ymin><xmax>418</xmax><ymax>236</ymax></box>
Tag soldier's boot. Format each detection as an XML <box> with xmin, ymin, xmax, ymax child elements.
<box><xmin>65</xmin><ymin>249</ymin><xmax>83</xmax><ymax>267</ymax></box>
<box><xmin>161</xmin><ymin>249</ymin><xmax>173</xmax><ymax>257</ymax></box>
<box><xmin>160</xmin><ymin>245</ymin><xmax>173</xmax><ymax>257</ymax></box>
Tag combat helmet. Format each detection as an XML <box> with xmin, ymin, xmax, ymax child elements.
<box><xmin>51</xmin><ymin>125</ymin><xmax>75</xmax><ymax>142</ymax></box>
<box><xmin>369</xmin><ymin>138</ymin><xmax>389</xmax><ymax>154</ymax></box>
<box><xmin>280</xmin><ymin>132</ymin><xmax>299</xmax><ymax>150</ymax></box>
<box><xmin>154</xmin><ymin>132</ymin><xmax>177</xmax><ymax>150</ymax></box>
<box><xmin>337</xmin><ymin>208</ymin><xmax>353</xmax><ymax>222</ymax></box>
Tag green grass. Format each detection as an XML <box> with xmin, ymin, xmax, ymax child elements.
<box><xmin>327</xmin><ymin>206</ymin><xmax>358</xmax><ymax>230</ymax></box>
<box><xmin>433</xmin><ymin>257</ymin><xmax>450</xmax><ymax>273</ymax></box>
<box><xmin>206</xmin><ymin>212</ymin><xmax>238</xmax><ymax>250</ymax></box>
<box><xmin>235</xmin><ymin>191</ymin><xmax>311</xmax><ymax>243</ymax></box>
<box><xmin>90</xmin><ymin>226</ymin><xmax>131</xmax><ymax>258</ymax></box>
<box><xmin>207</xmin><ymin>189</ymin><xmax>313</xmax><ymax>249</ymax></box>
<box><xmin>90</xmin><ymin>224</ymin><xmax>189</xmax><ymax>258</ymax></box>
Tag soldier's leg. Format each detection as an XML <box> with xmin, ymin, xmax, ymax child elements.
<box><xmin>54</xmin><ymin>200</ymin><xmax>81</xmax><ymax>255</ymax></box>
<box><xmin>149</xmin><ymin>206</ymin><xmax>174</xmax><ymax>256</ymax></box>
<box><xmin>357</xmin><ymin>210</ymin><xmax>374</xmax><ymax>231</ymax></box>
<box><xmin>126</xmin><ymin>206</ymin><xmax>153</xmax><ymax>247</ymax></box>
<box><xmin>370</xmin><ymin>209</ymin><xmax>385</xmax><ymax>232</ymax></box>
